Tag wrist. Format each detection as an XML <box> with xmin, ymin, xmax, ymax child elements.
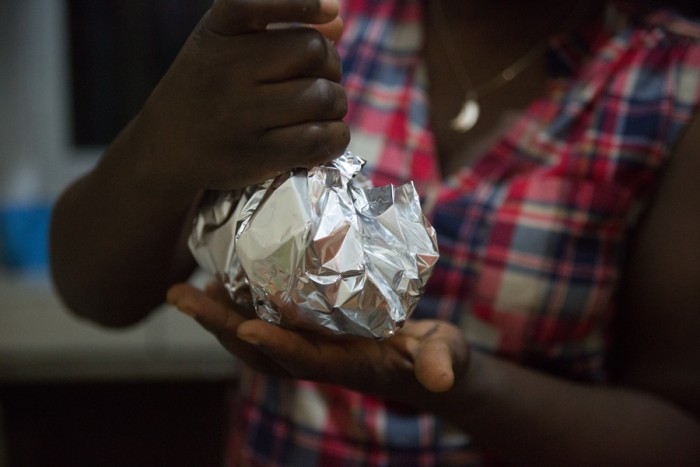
<box><xmin>96</xmin><ymin>113</ymin><xmax>201</xmax><ymax>210</ymax></box>
<box><xmin>428</xmin><ymin>350</ymin><xmax>501</xmax><ymax>428</ymax></box>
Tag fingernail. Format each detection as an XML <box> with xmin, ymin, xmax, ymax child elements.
<box><xmin>237</xmin><ymin>329</ymin><xmax>260</xmax><ymax>346</ymax></box>
<box><xmin>320</xmin><ymin>0</ymin><xmax>340</xmax><ymax>17</ymax></box>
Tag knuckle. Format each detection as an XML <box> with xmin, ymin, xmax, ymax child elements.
<box><xmin>300</xmin><ymin>124</ymin><xmax>326</xmax><ymax>155</ymax></box>
<box><xmin>301</xmin><ymin>29</ymin><xmax>333</xmax><ymax>68</ymax></box>
<box><xmin>301</xmin><ymin>122</ymin><xmax>349</xmax><ymax>164</ymax></box>
<box><xmin>311</xmin><ymin>80</ymin><xmax>347</xmax><ymax>117</ymax></box>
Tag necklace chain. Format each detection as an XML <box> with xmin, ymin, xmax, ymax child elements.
<box><xmin>429</xmin><ymin>1</ymin><xmax>548</xmax><ymax>132</ymax></box>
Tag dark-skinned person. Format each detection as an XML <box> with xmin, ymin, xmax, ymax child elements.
<box><xmin>50</xmin><ymin>0</ymin><xmax>700</xmax><ymax>465</ymax></box>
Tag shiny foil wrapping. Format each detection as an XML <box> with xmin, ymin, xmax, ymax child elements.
<box><xmin>188</xmin><ymin>152</ymin><xmax>439</xmax><ymax>339</ymax></box>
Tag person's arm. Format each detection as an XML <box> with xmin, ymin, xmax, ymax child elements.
<box><xmin>449</xmin><ymin>110</ymin><xmax>700</xmax><ymax>465</ymax></box>
<box><xmin>430</xmin><ymin>112</ymin><xmax>700</xmax><ymax>464</ymax></box>
<box><xmin>50</xmin><ymin>0</ymin><xmax>348</xmax><ymax>326</ymax></box>
<box><xmin>168</xmin><ymin>114</ymin><xmax>700</xmax><ymax>464</ymax></box>
<box><xmin>49</xmin><ymin>122</ymin><xmax>201</xmax><ymax>326</ymax></box>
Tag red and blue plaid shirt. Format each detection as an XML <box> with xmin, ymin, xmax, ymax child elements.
<box><xmin>225</xmin><ymin>2</ymin><xmax>700</xmax><ymax>465</ymax></box>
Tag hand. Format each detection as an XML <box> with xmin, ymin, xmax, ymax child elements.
<box><xmin>167</xmin><ymin>281</ymin><xmax>471</xmax><ymax>405</ymax></box>
<box><xmin>129</xmin><ymin>0</ymin><xmax>349</xmax><ymax>193</ymax></box>
<box><xmin>167</xmin><ymin>281</ymin><xmax>292</xmax><ymax>377</ymax></box>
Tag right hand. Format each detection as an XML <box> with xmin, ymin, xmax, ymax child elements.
<box><xmin>129</xmin><ymin>0</ymin><xmax>349</xmax><ymax>193</ymax></box>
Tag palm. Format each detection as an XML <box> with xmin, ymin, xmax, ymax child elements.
<box><xmin>168</xmin><ymin>282</ymin><xmax>469</xmax><ymax>401</ymax></box>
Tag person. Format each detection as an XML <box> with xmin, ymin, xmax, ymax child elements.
<box><xmin>50</xmin><ymin>0</ymin><xmax>700</xmax><ymax>464</ymax></box>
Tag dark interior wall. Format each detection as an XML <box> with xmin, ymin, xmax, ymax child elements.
<box><xmin>68</xmin><ymin>0</ymin><xmax>210</xmax><ymax>147</ymax></box>
<box><xmin>1</xmin><ymin>380</ymin><xmax>233</xmax><ymax>467</ymax></box>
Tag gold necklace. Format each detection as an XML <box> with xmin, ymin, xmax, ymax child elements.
<box><xmin>429</xmin><ymin>1</ymin><xmax>548</xmax><ymax>132</ymax></box>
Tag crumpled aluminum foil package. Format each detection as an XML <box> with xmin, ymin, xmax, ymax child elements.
<box><xmin>188</xmin><ymin>151</ymin><xmax>439</xmax><ymax>339</ymax></box>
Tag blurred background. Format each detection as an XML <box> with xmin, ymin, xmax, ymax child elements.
<box><xmin>0</xmin><ymin>1</ymin><xmax>239</xmax><ymax>465</ymax></box>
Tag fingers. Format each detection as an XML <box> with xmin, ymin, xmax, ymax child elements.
<box><xmin>250</xmin><ymin>28</ymin><xmax>342</xmax><ymax>83</ymax></box>
<box><xmin>168</xmin><ymin>282</ymin><xmax>292</xmax><ymax>377</ymax></box>
<box><xmin>262</xmin><ymin>120</ymin><xmax>350</xmax><ymax>169</ymax></box>
<box><xmin>237</xmin><ymin>319</ymin><xmax>316</xmax><ymax>359</ymax></box>
<box><xmin>237</xmin><ymin>319</ymin><xmax>343</xmax><ymax>381</ymax></box>
<box><xmin>311</xmin><ymin>16</ymin><xmax>344</xmax><ymax>42</ymax></box>
<box><xmin>206</xmin><ymin>0</ymin><xmax>340</xmax><ymax>36</ymax></box>
<box><xmin>167</xmin><ymin>282</ymin><xmax>244</xmax><ymax>336</ymax></box>
<box><xmin>155</xmin><ymin>1</ymin><xmax>346</xmax><ymax>190</ymax></box>
<box><xmin>402</xmin><ymin>322</ymin><xmax>468</xmax><ymax>393</ymax></box>
<box><xmin>255</xmin><ymin>78</ymin><xmax>347</xmax><ymax>126</ymax></box>
<box><xmin>414</xmin><ymin>339</ymin><xmax>455</xmax><ymax>393</ymax></box>
<box><xmin>237</xmin><ymin>30</ymin><xmax>349</xmax><ymax>162</ymax></box>
<box><xmin>203</xmin><ymin>280</ymin><xmax>233</xmax><ymax>305</ymax></box>
<box><xmin>204</xmin><ymin>280</ymin><xmax>257</xmax><ymax>319</ymax></box>
<box><xmin>236</xmin><ymin>318</ymin><xmax>469</xmax><ymax>399</ymax></box>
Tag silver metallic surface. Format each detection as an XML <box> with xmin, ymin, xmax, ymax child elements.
<box><xmin>188</xmin><ymin>152</ymin><xmax>439</xmax><ymax>339</ymax></box>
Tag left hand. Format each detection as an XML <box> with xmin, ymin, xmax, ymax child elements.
<box><xmin>167</xmin><ymin>281</ymin><xmax>470</xmax><ymax>402</ymax></box>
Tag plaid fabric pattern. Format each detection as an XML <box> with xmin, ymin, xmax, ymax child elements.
<box><xmin>224</xmin><ymin>3</ymin><xmax>700</xmax><ymax>465</ymax></box>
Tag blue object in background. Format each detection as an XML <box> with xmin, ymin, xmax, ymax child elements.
<box><xmin>0</xmin><ymin>202</ymin><xmax>51</xmax><ymax>271</ymax></box>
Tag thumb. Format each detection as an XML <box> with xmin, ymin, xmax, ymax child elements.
<box><xmin>414</xmin><ymin>339</ymin><xmax>456</xmax><ymax>393</ymax></box>
<box><xmin>311</xmin><ymin>15</ymin><xmax>344</xmax><ymax>42</ymax></box>
<box><xmin>205</xmin><ymin>0</ymin><xmax>340</xmax><ymax>36</ymax></box>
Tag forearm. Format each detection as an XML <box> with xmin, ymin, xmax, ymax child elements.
<box><xmin>440</xmin><ymin>351</ymin><xmax>700</xmax><ymax>465</ymax></box>
<box><xmin>50</xmin><ymin>118</ymin><xmax>199</xmax><ymax>326</ymax></box>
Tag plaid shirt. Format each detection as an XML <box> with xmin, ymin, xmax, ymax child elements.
<box><xmin>225</xmin><ymin>2</ymin><xmax>700</xmax><ymax>465</ymax></box>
